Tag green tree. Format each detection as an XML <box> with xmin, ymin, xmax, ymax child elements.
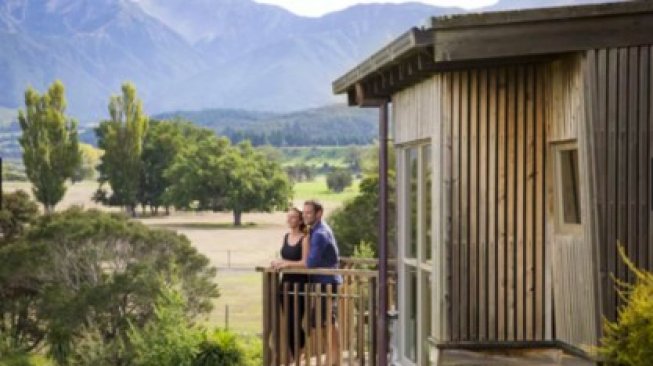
<box><xmin>166</xmin><ymin>139</ymin><xmax>292</xmax><ymax>226</ymax></box>
<box><xmin>18</xmin><ymin>81</ymin><xmax>81</xmax><ymax>213</ymax></box>
<box><xmin>329</xmin><ymin>144</ymin><xmax>396</xmax><ymax>257</ymax></box>
<box><xmin>326</xmin><ymin>168</ymin><xmax>353</xmax><ymax>193</ymax></box>
<box><xmin>0</xmin><ymin>208</ymin><xmax>218</xmax><ymax>364</ymax></box>
<box><xmin>72</xmin><ymin>143</ymin><xmax>102</xmax><ymax>182</ymax></box>
<box><xmin>139</xmin><ymin>120</ymin><xmax>186</xmax><ymax>215</ymax></box>
<box><xmin>164</xmin><ymin>135</ymin><xmax>232</xmax><ymax>213</ymax></box>
<box><xmin>0</xmin><ymin>190</ymin><xmax>39</xmax><ymax>245</ymax></box>
<box><xmin>220</xmin><ymin>141</ymin><xmax>292</xmax><ymax>225</ymax></box>
<box><xmin>95</xmin><ymin>83</ymin><xmax>149</xmax><ymax>216</ymax></box>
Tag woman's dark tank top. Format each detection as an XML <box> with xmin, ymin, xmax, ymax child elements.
<box><xmin>281</xmin><ymin>233</ymin><xmax>308</xmax><ymax>284</ymax></box>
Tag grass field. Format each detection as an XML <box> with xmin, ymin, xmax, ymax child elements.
<box><xmin>4</xmin><ymin>178</ymin><xmax>355</xmax><ymax>335</ymax></box>
<box><xmin>293</xmin><ymin>175</ymin><xmax>359</xmax><ymax>204</ymax></box>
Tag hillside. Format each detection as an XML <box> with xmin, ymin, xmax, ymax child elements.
<box><xmin>154</xmin><ymin>105</ymin><xmax>377</xmax><ymax>146</ymax></box>
<box><xmin>0</xmin><ymin>0</ymin><xmax>621</xmax><ymax>122</ymax></box>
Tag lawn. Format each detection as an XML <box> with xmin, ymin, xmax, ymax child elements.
<box><xmin>293</xmin><ymin>175</ymin><xmax>359</xmax><ymax>204</ymax></box>
<box><xmin>206</xmin><ymin>271</ymin><xmax>263</xmax><ymax>334</ymax></box>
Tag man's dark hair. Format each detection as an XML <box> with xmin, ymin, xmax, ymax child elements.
<box><xmin>304</xmin><ymin>200</ymin><xmax>324</xmax><ymax>213</ymax></box>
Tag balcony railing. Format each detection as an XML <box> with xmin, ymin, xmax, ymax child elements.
<box><xmin>257</xmin><ymin>258</ymin><xmax>396</xmax><ymax>366</ymax></box>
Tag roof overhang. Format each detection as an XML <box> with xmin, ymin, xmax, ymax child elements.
<box><xmin>333</xmin><ymin>1</ymin><xmax>653</xmax><ymax>107</ymax></box>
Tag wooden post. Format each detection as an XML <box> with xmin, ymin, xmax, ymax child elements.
<box><xmin>378</xmin><ymin>101</ymin><xmax>389</xmax><ymax>365</ymax></box>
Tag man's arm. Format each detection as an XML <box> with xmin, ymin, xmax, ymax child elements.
<box><xmin>306</xmin><ymin>232</ymin><xmax>327</xmax><ymax>268</ymax></box>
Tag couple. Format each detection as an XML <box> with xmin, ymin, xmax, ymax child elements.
<box><xmin>270</xmin><ymin>200</ymin><xmax>342</xmax><ymax>365</ymax></box>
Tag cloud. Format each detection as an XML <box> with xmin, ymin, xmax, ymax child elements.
<box><xmin>255</xmin><ymin>0</ymin><xmax>498</xmax><ymax>17</ymax></box>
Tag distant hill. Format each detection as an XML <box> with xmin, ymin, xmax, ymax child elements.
<box><xmin>154</xmin><ymin>105</ymin><xmax>377</xmax><ymax>147</ymax></box>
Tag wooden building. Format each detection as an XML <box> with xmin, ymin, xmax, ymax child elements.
<box><xmin>333</xmin><ymin>2</ymin><xmax>653</xmax><ymax>365</ymax></box>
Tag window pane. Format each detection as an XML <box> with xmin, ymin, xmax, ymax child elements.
<box><xmin>404</xmin><ymin>266</ymin><xmax>417</xmax><ymax>362</ymax></box>
<box><xmin>560</xmin><ymin>149</ymin><xmax>581</xmax><ymax>224</ymax></box>
<box><xmin>421</xmin><ymin>271</ymin><xmax>432</xmax><ymax>365</ymax></box>
<box><xmin>423</xmin><ymin>145</ymin><xmax>432</xmax><ymax>262</ymax></box>
<box><xmin>407</xmin><ymin>148</ymin><xmax>419</xmax><ymax>258</ymax></box>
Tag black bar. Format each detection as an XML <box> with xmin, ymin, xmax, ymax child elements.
<box><xmin>377</xmin><ymin>101</ymin><xmax>389</xmax><ymax>366</ymax></box>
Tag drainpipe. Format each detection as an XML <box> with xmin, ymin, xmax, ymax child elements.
<box><xmin>378</xmin><ymin>101</ymin><xmax>389</xmax><ymax>366</ymax></box>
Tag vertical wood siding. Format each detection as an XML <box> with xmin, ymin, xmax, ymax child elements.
<box><xmin>585</xmin><ymin>46</ymin><xmax>653</xmax><ymax>323</ymax></box>
<box><xmin>441</xmin><ymin>65</ymin><xmax>549</xmax><ymax>343</ymax></box>
<box><xmin>546</xmin><ymin>55</ymin><xmax>598</xmax><ymax>347</ymax></box>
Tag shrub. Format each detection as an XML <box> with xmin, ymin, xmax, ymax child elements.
<box><xmin>0</xmin><ymin>190</ymin><xmax>39</xmax><ymax>244</ymax></box>
<box><xmin>128</xmin><ymin>290</ymin><xmax>201</xmax><ymax>366</ymax></box>
<box><xmin>193</xmin><ymin>330</ymin><xmax>244</xmax><ymax>366</ymax></box>
<box><xmin>598</xmin><ymin>246</ymin><xmax>653</xmax><ymax>366</ymax></box>
<box><xmin>326</xmin><ymin>168</ymin><xmax>353</xmax><ymax>193</ymax></box>
<box><xmin>0</xmin><ymin>208</ymin><xmax>218</xmax><ymax>364</ymax></box>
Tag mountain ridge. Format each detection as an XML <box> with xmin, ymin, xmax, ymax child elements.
<box><xmin>0</xmin><ymin>0</ymin><xmax>621</xmax><ymax>124</ymax></box>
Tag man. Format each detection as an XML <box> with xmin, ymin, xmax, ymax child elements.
<box><xmin>303</xmin><ymin>200</ymin><xmax>342</xmax><ymax>365</ymax></box>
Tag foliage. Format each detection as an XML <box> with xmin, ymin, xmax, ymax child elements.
<box><xmin>598</xmin><ymin>246</ymin><xmax>653</xmax><ymax>366</ymax></box>
<box><xmin>0</xmin><ymin>208</ymin><xmax>218</xmax><ymax>364</ymax></box>
<box><xmin>73</xmin><ymin>143</ymin><xmax>103</xmax><ymax>182</ymax></box>
<box><xmin>0</xmin><ymin>190</ymin><xmax>39</xmax><ymax>244</ymax></box>
<box><xmin>329</xmin><ymin>145</ymin><xmax>396</xmax><ymax>257</ymax></box>
<box><xmin>193</xmin><ymin>330</ymin><xmax>245</xmax><ymax>366</ymax></box>
<box><xmin>95</xmin><ymin>83</ymin><xmax>149</xmax><ymax>215</ymax></box>
<box><xmin>285</xmin><ymin>163</ymin><xmax>316</xmax><ymax>183</ymax></box>
<box><xmin>353</xmin><ymin>241</ymin><xmax>375</xmax><ymax>260</ymax></box>
<box><xmin>127</xmin><ymin>290</ymin><xmax>201</xmax><ymax>366</ymax></box>
<box><xmin>326</xmin><ymin>168</ymin><xmax>353</xmax><ymax>193</ymax></box>
<box><xmin>139</xmin><ymin>120</ymin><xmax>208</xmax><ymax>214</ymax></box>
<box><xmin>166</xmin><ymin>137</ymin><xmax>292</xmax><ymax>225</ymax></box>
<box><xmin>18</xmin><ymin>81</ymin><xmax>81</xmax><ymax>213</ymax></box>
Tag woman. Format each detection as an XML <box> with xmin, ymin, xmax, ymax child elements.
<box><xmin>271</xmin><ymin>208</ymin><xmax>310</xmax><ymax>362</ymax></box>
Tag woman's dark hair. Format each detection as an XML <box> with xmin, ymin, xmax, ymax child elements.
<box><xmin>290</xmin><ymin>207</ymin><xmax>307</xmax><ymax>232</ymax></box>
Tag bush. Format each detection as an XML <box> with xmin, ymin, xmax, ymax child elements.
<box><xmin>326</xmin><ymin>168</ymin><xmax>353</xmax><ymax>193</ymax></box>
<box><xmin>0</xmin><ymin>190</ymin><xmax>39</xmax><ymax>244</ymax></box>
<box><xmin>128</xmin><ymin>290</ymin><xmax>201</xmax><ymax>366</ymax></box>
<box><xmin>193</xmin><ymin>330</ymin><xmax>244</xmax><ymax>366</ymax></box>
<box><xmin>0</xmin><ymin>208</ymin><xmax>218</xmax><ymax>364</ymax></box>
<box><xmin>598</xmin><ymin>246</ymin><xmax>653</xmax><ymax>366</ymax></box>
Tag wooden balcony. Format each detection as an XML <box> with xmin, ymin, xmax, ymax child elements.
<box><xmin>257</xmin><ymin>258</ymin><xmax>396</xmax><ymax>366</ymax></box>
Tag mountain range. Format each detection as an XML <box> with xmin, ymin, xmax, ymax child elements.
<box><xmin>0</xmin><ymin>0</ymin><xmax>619</xmax><ymax>124</ymax></box>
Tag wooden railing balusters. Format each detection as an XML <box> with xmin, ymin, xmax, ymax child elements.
<box><xmin>257</xmin><ymin>262</ymin><xmax>394</xmax><ymax>365</ymax></box>
<box><xmin>316</xmin><ymin>284</ymin><xmax>323</xmax><ymax>366</ymax></box>
<box><xmin>293</xmin><ymin>283</ymin><xmax>301</xmax><ymax>366</ymax></box>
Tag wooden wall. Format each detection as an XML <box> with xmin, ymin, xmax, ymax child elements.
<box><xmin>391</xmin><ymin>48</ymin><xmax>653</xmax><ymax>353</ymax></box>
<box><xmin>584</xmin><ymin>45</ymin><xmax>653</xmax><ymax>323</ymax></box>
<box><xmin>440</xmin><ymin>64</ymin><xmax>550</xmax><ymax>343</ymax></box>
<box><xmin>546</xmin><ymin>55</ymin><xmax>598</xmax><ymax>347</ymax></box>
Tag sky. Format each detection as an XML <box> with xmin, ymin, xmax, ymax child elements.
<box><xmin>255</xmin><ymin>0</ymin><xmax>499</xmax><ymax>17</ymax></box>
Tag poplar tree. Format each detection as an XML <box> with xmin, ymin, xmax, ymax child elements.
<box><xmin>95</xmin><ymin>83</ymin><xmax>149</xmax><ymax>215</ymax></box>
<box><xmin>18</xmin><ymin>80</ymin><xmax>81</xmax><ymax>213</ymax></box>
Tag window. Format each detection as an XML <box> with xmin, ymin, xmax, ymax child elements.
<box><xmin>554</xmin><ymin>142</ymin><xmax>581</xmax><ymax>230</ymax></box>
<box><xmin>407</xmin><ymin>148</ymin><xmax>419</xmax><ymax>259</ymax></box>
<box><xmin>401</xmin><ymin>143</ymin><xmax>433</xmax><ymax>365</ymax></box>
<box><xmin>423</xmin><ymin>145</ymin><xmax>432</xmax><ymax>263</ymax></box>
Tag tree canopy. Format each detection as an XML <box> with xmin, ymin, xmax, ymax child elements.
<box><xmin>165</xmin><ymin>137</ymin><xmax>292</xmax><ymax>225</ymax></box>
<box><xmin>18</xmin><ymin>80</ymin><xmax>81</xmax><ymax>213</ymax></box>
<box><xmin>95</xmin><ymin>83</ymin><xmax>149</xmax><ymax>215</ymax></box>
<box><xmin>0</xmin><ymin>208</ymin><xmax>218</xmax><ymax>364</ymax></box>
